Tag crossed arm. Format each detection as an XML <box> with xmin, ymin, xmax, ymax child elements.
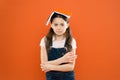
<box><xmin>40</xmin><ymin>47</ymin><xmax>77</xmax><ymax>72</ymax></box>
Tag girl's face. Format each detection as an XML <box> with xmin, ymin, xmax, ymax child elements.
<box><xmin>51</xmin><ymin>17</ymin><xmax>69</xmax><ymax>36</ymax></box>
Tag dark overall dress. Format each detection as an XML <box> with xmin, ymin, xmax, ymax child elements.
<box><xmin>46</xmin><ymin>43</ymin><xmax>75</xmax><ymax>80</ymax></box>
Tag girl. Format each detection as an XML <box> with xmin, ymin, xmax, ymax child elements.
<box><xmin>40</xmin><ymin>11</ymin><xmax>77</xmax><ymax>80</ymax></box>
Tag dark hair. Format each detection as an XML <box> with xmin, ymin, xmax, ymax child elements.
<box><xmin>45</xmin><ymin>13</ymin><xmax>72</xmax><ymax>54</ymax></box>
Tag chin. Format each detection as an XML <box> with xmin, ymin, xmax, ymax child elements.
<box><xmin>56</xmin><ymin>33</ymin><xmax>64</xmax><ymax>36</ymax></box>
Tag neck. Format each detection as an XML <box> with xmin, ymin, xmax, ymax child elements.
<box><xmin>54</xmin><ymin>34</ymin><xmax>65</xmax><ymax>41</ymax></box>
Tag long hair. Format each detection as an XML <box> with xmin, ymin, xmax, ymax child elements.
<box><xmin>45</xmin><ymin>13</ymin><xmax>72</xmax><ymax>54</ymax></box>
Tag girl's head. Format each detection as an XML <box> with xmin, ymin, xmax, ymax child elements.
<box><xmin>50</xmin><ymin>13</ymin><xmax>69</xmax><ymax>36</ymax></box>
<box><xmin>45</xmin><ymin>11</ymin><xmax>72</xmax><ymax>53</ymax></box>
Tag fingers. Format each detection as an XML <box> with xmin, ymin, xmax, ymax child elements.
<box><xmin>68</xmin><ymin>52</ymin><xmax>77</xmax><ymax>58</ymax></box>
<box><xmin>69</xmin><ymin>54</ymin><xmax>77</xmax><ymax>62</ymax></box>
<box><xmin>63</xmin><ymin>51</ymin><xmax>77</xmax><ymax>63</ymax></box>
<box><xmin>67</xmin><ymin>53</ymin><xmax>77</xmax><ymax>62</ymax></box>
<box><xmin>40</xmin><ymin>63</ymin><xmax>49</xmax><ymax>72</ymax></box>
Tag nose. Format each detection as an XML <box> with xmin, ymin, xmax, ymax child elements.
<box><xmin>57</xmin><ymin>25</ymin><xmax>61</xmax><ymax>29</ymax></box>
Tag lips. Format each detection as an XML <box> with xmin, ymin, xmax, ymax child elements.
<box><xmin>56</xmin><ymin>31</ymin><xmax>62</xmax><ymax>33</ymax></box>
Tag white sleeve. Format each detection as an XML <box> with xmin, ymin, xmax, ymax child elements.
<box><xmin>72</xmin><ymin>38</ymin><xmax>77</xmax><ymax>49</ymax></box>
<box><xmin>39</xmin><ymin>37</ymin><xmax>45</xmax><ymax>48</ymax></box>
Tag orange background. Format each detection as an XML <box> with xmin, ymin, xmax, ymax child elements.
<box><xmin>0</xmin><ymin>0</ymin><xmax>120</xmax><ymax>80</ymax></box>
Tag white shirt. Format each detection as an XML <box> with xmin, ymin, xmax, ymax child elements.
<box><xmin>40</xmin><ymin>36</ymin><xmax>77</xmax><ymax>49</ymax></box>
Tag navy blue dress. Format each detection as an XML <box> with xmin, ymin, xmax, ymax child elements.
<box><xmin>46</xmin><ymin>45</ymin><xmax>75</xmax><ymax>80</ymax></box>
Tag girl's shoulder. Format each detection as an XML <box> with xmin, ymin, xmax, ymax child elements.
<box><xmin>39</xmin><ymin>36</ymin><xmax>46</xmax><ymax>47</ymax></box>
<box><xmin>72</xmin><ymin>37</ymin><xmax>76</xmax><ymax>42</ymax></box>
<box><xmin>41</xmin><ymin>36</ymin><xmax>46</xmax><ymax>41</ymax></box>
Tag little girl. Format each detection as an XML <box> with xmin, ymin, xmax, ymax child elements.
<box><xmin>40</xmin><ymin>11</ymin><xmax>77</xmax><ymax>80</ymax></box>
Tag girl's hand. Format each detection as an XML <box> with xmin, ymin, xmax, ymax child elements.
<box><xmin>62</xmin><ymin>52</ymin><xmax>77</xmax><ymax>63</ymax></box>
<box><xmin>40</xmin><ymin>63</ymin><xmax>50</xmax><ymax>72</ymax></box>
<box><xmin>40</xmin><ymin>63</ymin><xmax>54</xmax><ymax>72</ymax></box>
